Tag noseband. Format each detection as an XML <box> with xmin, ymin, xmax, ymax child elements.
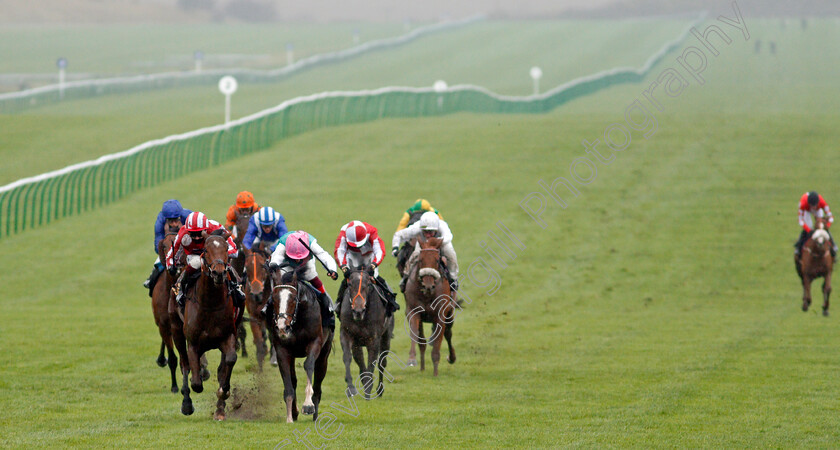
<box><xmin>272</xmin><ymin>283</ymin><xmax>299</xmax><ymax>327</ymax></box>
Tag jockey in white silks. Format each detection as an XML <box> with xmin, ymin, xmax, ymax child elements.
<box><xmin>392</xmin><ymin>211</ymin><xmax>459</xmax><ymax>292</ymax></box>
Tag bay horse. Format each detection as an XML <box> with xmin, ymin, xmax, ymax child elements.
<box><xmin>170</xmin><ymin>234</ymin><xmax>240</xmax><ymax>420</ymax></box>
<box><xmin>403</xmin><ymin>237</ymin><xmax>456</xmax><ymax>376</ymax></box>
<box><xmin>244</xmin><ymin>244</ymin><xmax>272</xmax><ymax>370</ymax></box>
<box><xmin>152</xmin><ymin>232</ymin><xmax>179</xmax><ymax>393</ymax></box>
<box><xmin>231</xmin><ymin>210</ymin><xmax>253</xmax><ymax>357</ymax></box>
<box><xmin>338</xmin><ymin>265</ymin><xmax>394</xmax><ymax>398</ymax></box>
<box><xmin>267</xmin><ymin>268</ymin><xmax>332</xmax><ymax>422</ymax></box>
<box><xmin>796</xmin><ymin>217</ymin><xmax>834</xmax><ymax>316</ymax></box>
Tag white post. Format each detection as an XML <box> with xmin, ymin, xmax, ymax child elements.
<box><xmin>433</xmin><ymin>80</ymin><xmax>447</xmax><ymax>109</ymax></box>
<box><xmin>218</xmin><ymin>76</ymin><xmax>238</xmax><ymax>126</ymax></box>
<box><xmin>530</xmin><ymin>66</ymin><xmax>542</xmax><ymax>96</ymax></box>
<box><xmin>194</xmin><ymin>50</ymin><xmax>204</xmax><ymax>73</ymax></box>
<box><xmin>286</xmin><ymin>43</ymin><xmax>294</xmax><ymax>66</ymax></box>
<box><xmin>56</xmin><ymin>57</ymin><xmax>67</xmax><ymax>100</ymax></box>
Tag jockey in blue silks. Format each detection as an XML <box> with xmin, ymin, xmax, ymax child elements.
<box><xmin>144</xmin><ymin>199</ymin><xmax>192</xmax><ymax>294</ymax></box>
<box><xmin>242</xmin><ymin>206</ymin><xmax>288</xmax><ymax>253</ymax></box>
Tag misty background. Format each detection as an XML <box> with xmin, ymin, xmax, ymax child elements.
<box><xmin>0</xmin><ymin>0</ymin><xmax>837</xmax><ymax>24</ymax></box>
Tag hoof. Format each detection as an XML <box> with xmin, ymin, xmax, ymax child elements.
<box><xmin>214</xmin><ymin>410</ymin><xmax>226</xmax><ymax>421</ymax></box>
<box><xmin>200</xmin><ymin>368</ymin><xmax>211</xmax><ymax>381</ymax></box>
<box><xmin>824</xmin><ymin>309</ymin><xmax>830</xmax><ymax>317</ymax></box>
<box><xmin>171</xmin><ymin>385</ymin><xmax>179</xmax><ymax>394</ymax></box>
<box><xmin>447</xmin><ymin>356</ymin><xmax>456</xmax><ymax>364</ymax></box>
<box><xmin>191</xmin><ymin>383</ymin><xmax>204</xmax><ymax>394</ymax></box>
<box><xmin>181</xmin><ymin>401</ymin><xmax>194</xmax><ymax>416</ymax></box>
<box><xmin>302</xmin><ymin>404</ymin><xmax>315</xmax><ymax>415</ymax></box>
<box><xmin>156</xmin><ymin>356</ymin><xmax>167</xmax><ymax>367</ymax></box>
<box><xmin>407</xmin><ymin>359</ymin><xmax>417</xmax><ymax>367</ymax></box>
<box><xmin>347</xmin><ymin>385</ymin><xmax>359</xmax><ymax>396</ymax></box>
<box><xmin>802</xmin><ymin>305</ymin><xmax>809</xmax><ymax>312</ymax></box>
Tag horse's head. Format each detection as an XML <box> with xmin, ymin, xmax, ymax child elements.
<box><xmin>417</xmin><ymin>237</ymin><xmax>443</xmax><ymax>295</ymax></box>
<box><xmin>811</xmin><ymin>229</ymin><xmax>831</xmax><ymax>256</ymax></box>
<box><xmin>158</xmin><ymin>232</ymin><xmax>178</xmax><ymax>264</ymax></box>
<box><xmin>202</xmin><ymin>235</ymin><xmax>229</xmax><ymax>285</ymax></box>
<box><xmin>345</xmin><ymin>264</ymin><xmax>375</xmax><ymax>321</ymax></box>
<box><xmin>233</xmin><ymin>209</ymin><xmax>252</xmax><ymax>244</ymax></box>
<box><xmin>246</xmin><ymin>247</ymin><xmax>268</xmax><ymax>305</ymax></box>
<box><xmin>271</xmin><ymin>269</ymin><xmax>300</xmax><ymax>337</ymax></box>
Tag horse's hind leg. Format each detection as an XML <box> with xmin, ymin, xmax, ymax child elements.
<box><xmin>238</xmin><ymin>321</ymin><xmax>248</xmax><ymax>358</ymax></box>
<box><xmin>823</xmin><ymin>273</ymin><xmax>832</xmax><ymax>316</ymax></box>
<box><xmin>407</xmin><ymin>312</ymin><xmax>420</xmax><ymax>367</ymax></box>
<box><xmin>250</xmin><ymin>319</ymin><xmax>267</xmax><ymax>371</ymax></box>
<box><xmin>214</xmin><ymin>335</ymin><xmax>238</xmax><ymax>421</ymax></box>
<box><xmin>312</xmin><ymin>338</ymin><xmax>331</xmax><ymax>421</ymax></box>
<box><xmin>445</xmin><ymin>321</ymin><xmax>456</xmax><ymax>364</ymax></box>
<box><xmin>156</xmin><ymin>340</ymin><xmax>167</xmax><ymax>367</ymax></box>
<box><xmin>200</xmin><ymin>354</ymin><xmax>211</xmax><ymax>381</ymax></box>
<box><xmin>165</xmin><ymin>336</ymin><xmax>179</xmax><ymax>393</ymax></box>
<box><xmin>430</xmin><ymin>320</ymin><xmax>445</xmax><ymax>376</ymax></box>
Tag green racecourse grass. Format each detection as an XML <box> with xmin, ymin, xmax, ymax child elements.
<box><xmin>0</xmin><ymin>19</ymin><xmax>692</xmax><ymax>185</ymax></box>
<box><xmin>2</xmin><ymin>18</ymin><xmax>840</xmax><ymax>447</ymax></box>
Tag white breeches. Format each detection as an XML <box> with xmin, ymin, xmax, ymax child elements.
<box><xmin>344</xmin><ymin>251</ymin><xmax>379</xmax><ymax>277</ymax></box>
<box><xmin>802</xmin><ymin>211</ymin><xmax>825</xmax><ymax>230</ymax></box>
<box><xmin>279</xmin><ymin>259</ymin><xmax>318</xmax><ymax>281</ymax></box>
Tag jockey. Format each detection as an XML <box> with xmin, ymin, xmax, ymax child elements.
<box><xmin>333</xmin><ymin>220</ymin><xmax>400</xmax><ymax>316</ymax></box>
<box><xmin>143</xmin><ymin>199</ymin><xmax>192</xmax><ymax>294</ymax></box>
<box><xmin>392</xmin><ymin>211</ymin><xmax>459</xmax><ymax>292</ymax></box>
<box><xmin>224</xmin><ymin>191</ymin><xmax>260</xmax><ymax>230</ymax></box>
<box><xmin>165</xmin><ymin>212</ymin><xmax>245</xmax><ymax>309</ymax></box>
<box><xmin>395</xmin><ymin>198</ymin><xmax>443</xmax><ymax>232</ymax></box>
<box><xmin>243</xmin><ymin>206</ymin><xmax>288</xmax><ymax>253</ymax></box>
<box><xmin>795</xmin><ymin>191</ymin><xmax>837</xmax><ymax>257</ymax></box>
<box><xmin>267</xmin><ymin>230</ymin><xmax>338</xmax><ymax>331</ymax></box>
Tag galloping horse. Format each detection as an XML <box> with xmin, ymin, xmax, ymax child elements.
<box><xmin>244</xmin><ymin>244</ymin><xmax>272</xmax><ymax>370</ymax></box>
<box><xmin>171</xmin><ymin>234</ymin><xmax>240</xmax><ymax>420</ymax></box>
<box><xmin>267</xmin><ymin>268</ymin><xmax>332</xmax><ymax>422</ymax></box>
<box><xmin>338</xmin><ymin>265</ymin><xmax>394</xmax><ymax>398</ymax></box>
<box><xmin>796</xmin><ymin>217</ymin><xmax>834</xmax><ymax>315</ymax></box>
<box><xmin>404</xmin><ymin>237</ymin><xmax>456</xmax><ymax>376</ymax></box>
<box><xmin>152</xmin><ymin>232</ymin><xmax>179</xmax><ymax>393</ymax></box>
<box><xmin>231</xmin><ymin>210</ymin><xmax>253</xmax><ymax>357</ymax></box>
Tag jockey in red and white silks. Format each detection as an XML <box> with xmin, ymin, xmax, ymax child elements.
<box><xmin>334</xmin><ymin>220</ymin><xmax>385</xmax><ymax>275</ymax></box>
<box><xmin>796</xmin><ymin>191</ymin><xmax>837</xmax><ymax>257</ymax></box>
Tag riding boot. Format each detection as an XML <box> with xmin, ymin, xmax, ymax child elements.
<box><xmin>335</xmin><ymin>279</ymin><xmax>348</xmax><ymax>315</ymax></box>
<box><xmin>228</xmin><ymin>279</ymin><xmax>246</xmax><ymax>309</ymax></box>
<box><xmin>316</xmin><ymin>291</ymin><xmax>335</xmax><ymax>332</ymax></box>
<box><xmin>175</xmin><ymin>272</ymin><xmax>188</xmax><ymax>310</ymax></box>
<box><xmin>145</xmin><ymin>263</ymin><xmax>163</xmax><ymax>297</ymax></box>
<box><xmin>376</xmin><ymin>276</ymin><xmax>400</xmax><ymax>316</ymax></box>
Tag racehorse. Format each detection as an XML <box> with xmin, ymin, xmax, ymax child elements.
<box><xmin>796</xmin><ymin>217</ymin><xmax>834</xmax><ymax>316</ymax></box>
<box><xmin>403</xmin><ymin>237</ymin><xmax>456</xmax><ymax>376</ymax></box>
<box><xmin>152</xmin><ymin>233</ymin><xmax>179</xmax><ymax>393</ymax></box>
<box><xmin>232</xmin><ymin>210</ymin><xmax>253</xmax><ymax>357</ymax></box>
<box><xmin>267</xmin><ymin>268</ymin><xmax>332</xmax><ymax>422</ymax></box>
<box><xmin>338</xmin><ymin>265</ymin><xmax>394</xmax><ymax>398</ymax></box>
<box><xmin>244</xmin><ymin>244</ymin><xmax>272</xmax><ymax>370</ymax></box>
<box><xmin>171</xmin><ymin>234</ymin><xmax>240</xmax><ymax>420</ymax></box>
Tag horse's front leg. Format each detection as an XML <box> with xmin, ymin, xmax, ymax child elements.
<box><xmin>364</xmin><ymin>338</ymin><xmax>382</xmax><ymax>399</ymax></box>
<box><xmin>214</xmin><ymin>333</ymin><xmax>238</xmax><ymax>421</ymax></box>
<box><xmin>430</xmin><ymin>319</ymin><xmax>445</xmax><ymax>376</ymax></box>
<box><xmin>823</xmin><ymin>272</ymin><xmax>832</xmax><ymax>316</ymax></box>
<box><xmin>301</xmin><ymin>339</ymin><xmax>322</xmax><ymax>416</ymax></box>
<box><xmin>188</xmin><ymin>344</ymin><xmax>204</xmax><ymax>393</ymax></box>
<box><xmin>275</xmin><ymin>347</ymin><xmax>297</xmax><ymax>423</ymax></box>
<box><xmin>802</xmin><ymin>276</ymin><xmax>813</xmax><ymax>312</ymax></box>
<box><xmin>407</xmin><ymin>312</ymin><xmax>420</xmax><ymax>367</ymax></box>
<box><xmin>340</xmin><ymin>328</ymin><xmax>358</xmax><ymax>396</ymax></box>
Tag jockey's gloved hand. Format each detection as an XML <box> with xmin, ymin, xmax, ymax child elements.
<box><xmin>328</xmin><ymin>270</ymin><xmax>338</xmax><ymax>281</ymax></box>
<box><xmin>392</xmin><ymin>246</ymin><xmax>399</xmax><ymax>257</ymax></box>
<box><xmin>269</xmin><ymin>262</ymin><xmax>280</xmax><ymax>272</ymax></box>
<box><xmin>167</xmin><ymin>266</ymin><xmax>177</xmax><ymax>276</ymax></box>
<box><xmin>341</xmin><ymin>266</ymin><xmax>349</xmax><ymax>274</ymax></box>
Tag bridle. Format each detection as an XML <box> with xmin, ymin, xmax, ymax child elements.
<box><xmin>272</xmin><ymin>281</ymin><xmax>299</xmax><ymax>328</ymax></box>
<box><xmin>246</xmin><ymin>251</ymin><xmax>265</xmax><ymax>293</ymax></box>
<box><xmin>349</xmin><ymin>269</ymin><xmax>372</xmax><ymax>312</ymax></box>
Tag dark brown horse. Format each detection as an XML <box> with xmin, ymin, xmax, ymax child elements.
<box><xmin>404</xmin><ymin>237</ymin><xmax>456</xmax><ymax>376</ymax></box>
<box><xmin>152</xmin><ymin>233</ymin><xmax>179</xmax><ymax>393</ymax></box>
<box><xmin>796</xmin><ymin>218</ymin><xmax>834</xmax><ymax>316</ymax></box>
<box><xmin>170</xmin><ymin>234</ymin><xmax>240</xmax><ymax>420</ymax></box>
<box><xmin>244</xmin><ymin>244</ymin><xmax>272</xmax><ymax>370</ymax></box>
<box><xmin>267</xmin><ymin>268</ymin><xmax>332</xmax><ymax>422</ymax></box>
<box><xmin>338</xmin><ymin>265</ymin><xmax>394</xmax><ymax>398</ymax></box>
<box><xmin>231</xmin><ymin>209</ymin><xmax>253</xmax><ymax>357</ymax></box>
